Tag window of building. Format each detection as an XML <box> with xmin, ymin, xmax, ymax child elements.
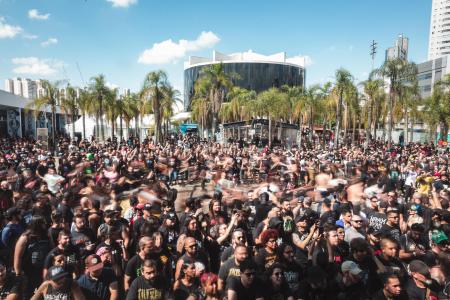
<box><xmin>418</xmin><ymin>73</ymin><xmax>432</xmax><ymax>80</ymax></box>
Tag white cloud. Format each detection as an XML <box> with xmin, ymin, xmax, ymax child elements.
<box><xmin>24</xmin><ymin>34</ymin><xmax>38</xmax><ymax>40</ymax></box>
<box><xmin>28</xmin><ymin>9</ymin><xmax>50</xmax><ymax>20</ymax></box>
<box><xmin>106</xmin><ymin>0</ymin><xmax>137</xmax><ymax>8</ymax></box>
<box><xmin>138</xmin><ymin>31</ymin><xmax>220</xmax><ymax>65</ymax></box>
<box><xmin>0</xmin><ymin>17</ymin><xmax>23</xmax><ymax>38</ymax></box>
<box><xmin>12</xmin><ymin>57</ymin><xmax>63</xmax><ymax>76</ymax></box>
<box><xmin>287</xmin><ymin>55</ymin><xmax>313</xmax><ymax>67</ymax></box>
<box><xmin>41</xmin><ymin>37</ymin><xmax>58</xmax><ymax>47</ymax></box>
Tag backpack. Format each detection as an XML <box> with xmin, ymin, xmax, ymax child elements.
<box><xmin>25</xmin><ymin>237</ymin><xmax>51</xmax><ymax>270</ymax></box>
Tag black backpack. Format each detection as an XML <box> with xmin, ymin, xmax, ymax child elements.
<box><xmin>24</xmin><ymin>237</ymin><xmax>51</xmax><ymax>270</ymax></box>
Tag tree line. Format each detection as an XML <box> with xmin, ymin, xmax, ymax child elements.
<box><xmin>26</xmin><ymin>71</ymin><xmax>181</xmax><ymax>149</ymax></box>
<box><xmin>25</xmin><ymin>58</ymin><xmax>450</xmax><ymax>149</ymax></box>
<box><xmin>191</xmin><ymin>58</ymin><xmax>450</xmax><ymax>147</ymax></box>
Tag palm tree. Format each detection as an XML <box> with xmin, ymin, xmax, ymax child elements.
<box><xmin>194</xmin><ymin>63</ymin><xmax>234</xmax><ymax>136</ymax></box>
<box><xmin>140</xmin><ymin>70</ymin><xmax>169</xmax><ymax>143</ymax></box>
<box><xmin>374</xmin><ymin>58</ymin><xmax>417</xmax><ymax>147</ymax></box>
<box><xmin>191</xmin><ymin>96</ymin><xmax>211</xmax><ymax>139</ymax></box>
<box><xmin>120</xmin><ymin>93</ymin><xmax>139</xmax><ymax>140</ymax></box>
<box><xmin>77</xmin><ymin>89</ymin><xmax>92</xmax><ymax>140</ymax></box>
<box><xmin>60</xmin><ymin>85</ymin><xmax>79</xmax><ymax>139</ymax></box>
<box><xmin>105</xmin><ymin>88</ymin><xmax>119</xmax><ymax>139</ymax></box>
<box><xmin>360</xmin><ymin>77</ymin><xmax>384</xmax><ymax>148</ymax></box>
<box><xmin>333</xmin><ymin>68</ymin><xmax>354</xmax><ymax>148</ymax></box>
<box><xmin>161</xmin><ymin>84</ymin><xmax>182</xmax><ymax>137</ymax></box>
<box><xmin>423</xmin><ymin>76</ymin><xmax>450</xmax><ymax>142</ymax></box>
<box><xmin>26</xmin><ymin>80</ymin><xmax>60</xmax><ymax>152</ymax></box>
<box><xmin>220</xmin><ymin>87</ymin><xmax>256</xmax><ymax>123</ymax></box>
<box><xmin>257</xmin><ymin>88</ymin><xmax>290</xmax><ymax>146</ymax></box>
<box><xmin>89</xmin><ymin>75</ymin><xmax>109</xmax><ymax>141</ymax></box>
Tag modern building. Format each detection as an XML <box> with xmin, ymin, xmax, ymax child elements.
<box><xmin>0</xmin><ymin>89</ymin><xmax>66</xmax><ymax>139</ymax></box>
<box><xmin>428</xmin><ymin>0</ymin><xmax>450</xmax><ymax>60</ymax></box>
<box><xmin>385</xmin><ymin>34</ymin><xmax>409</xmax><ymax>61</ymax></box>
<box><xmin>417</xmin><ymin>55</ymin><xmax>450</xmax><ymax>98</ymax></box>
<box><xmin>183</xmin><ymin>50</ymin><xmax>306</xmax><ymax>110</ymax></box>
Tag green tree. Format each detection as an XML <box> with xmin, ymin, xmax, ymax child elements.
<box><xmin>140</xmin><ymin>70</ymin><xmax>169</xmax><ymax>143</ymax></box>
<box><xmin>26</xmin><ymin>80</ymin><xmax>60</xmax><ymax>152</ymax></box>
<box><xmin>161</xmin><ymin>84</ymin><xmax>182</xmax><ymax>137</ymax></box>
<box><xmin>333</xmin><ymin>68</ymin><xmax>354</xmax><ymax>147</ymax></box>
<box><xmin>60</xmin><ymin>85</ymin><xmax>79</xmax><ymax>139</ymax></box>
<box><xmin>360</xmin><ymin>78</ymin><xmax>384</xmax><ymax>148</ymax></box>
<box><xmin>423</xmin><ymin>76</ymin><xmax>450</xmax><ymax>142</ymax></box>
<box><xmin>194</xmin><ymin>63</ymin><xmax>234</xmax><ymax>135</ymax></box>
<box><xmin>374</xmin><ymin>58</ymin><xmax>417</xmax><ymax>146</ymax></box>
<box><xmin>105</xmin><ymin>88</ymin><xmax>119</xmax><ymax>139</ymax></box>
<box><xmin>89</xmin><ymin>75</ymin><xmax>109</xmax><ymax>141</ymax></box>
<box><xmin>257</xmin><ymin>88</ymin><xmax>290</xmax><ymax>146</ymax></box>
<box><xmin>77</xmin><ymin>89</ymin><xmax>93</xmax><ymax>140</ymax></box>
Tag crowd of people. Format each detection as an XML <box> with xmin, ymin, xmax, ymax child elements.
<box><xmin>0</xmin><ymin>134</ymin><xmax>448</xmax><ymax>300</ymax></box>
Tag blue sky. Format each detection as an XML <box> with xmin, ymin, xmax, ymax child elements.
<box><xmin>0</xmin><ymin>0</ymin><xmax>431</xmax><ymax>104</ymax></box>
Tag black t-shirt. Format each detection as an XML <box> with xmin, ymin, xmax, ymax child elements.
<box><xmin>126</xmin><ymin>276</ymin><xmax>168</xmax><ymax>300</ymax></box>
<box><xmin>219</xmin><ymin>258</ymin><xmax>240</xmax><ymax>288</ymax></box>
<box><xmin>379</xmin><ymin>223</ymin><xmax>401</xmax><ymax>242</ymax></box>
<box><xmin>320</xmin><ymin>210</ymin><xmax>337</xmax><ymax>226</ymax></box>
<box><xmin>405</xmin><ymin>278</ymin><xmax>440</xmax><ymax>300</ymax></box>
<box><xmin>77</xmin><ymin>268</ymin><xmax>117</xmax><ymax>300</ymax></box>
<box><xmin>227</xmin><ymin>276</ymin><xmax>265</xmax><ymax>300</ymax></box>
<box><xmin>0</xmin><ymin>275</ymin><xmax>20</xmax><ymax>299</ymax></box>
<box><xmin>254</xmin><ymin>248</ymin><xmax>278</xmax><ymax>272</ymax></box>
<box><xmin>44</xmin><ymin>245</ymin><xmax>80</xmax><ymax>272</ymax></box>
<box><xmin>371</xmin><ymin>289</ymin><xmax>409</xmax><ymax>300</ymax></box>
<box><xmin>265</xmin><ymin>281</ymin><xmax>293</xmax><ymax>300</ymax></box>
<box><xmin>282</xmin><ymin>262</ymin><xmax>303</xmax><ymax>296</ymax></box>
<box><xmin>367</xmin><ymin>212</ymin><xmax>387</xmax><ymax>231</ymax></box>
<box><xmin>125</xmin><ymin>255</ymin><xmax>144</xmax><ymax>285</ymax></box>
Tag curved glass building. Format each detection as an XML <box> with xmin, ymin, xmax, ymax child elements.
<box><xmin>184</xmin><ymin>50</ymin><xmax>306</xmax><ymax>110</ymax></box>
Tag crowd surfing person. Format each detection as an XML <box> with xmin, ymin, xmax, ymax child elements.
<box><xmin>0</xmin><ymin>135</ymin><xmax>448</xmax><ymax>299</ymax></box>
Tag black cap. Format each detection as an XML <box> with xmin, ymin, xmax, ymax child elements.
<box><xmin>143</xmin><ymin>204</ymin><xmax>152</xmax><ymax>211</ymax></box>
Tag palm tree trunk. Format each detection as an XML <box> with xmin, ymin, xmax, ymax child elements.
<box><xmin>409</xmin><ymin>116</ymin><xmax>414</xmax><ymax>142</ymax></box>
<box><xmin>100</xmin><ymin>96</ymin><xmax>105</xmax><ymax>141</ymax></box>
<box><xmin>82</xmin><ymin>113</ymin><xmax>86</xmax><ymax>140</ymax></box>
<box><xmin>298</xmin><ymin>114</ymin><xmax>303</xmax><ymax>147</ymax></box>
<box><xmin>135</xmin><ymin>115</ymin><xmax>139</xmax><ymax>140</ymax></box>
<box><xmin>403</xmin><ymin>106</ymin><xmax>408</xmax><ymax>145</ymax></box>
<box><xmin>71</xmin><ymin>113</ymin><xmax>75</xmax><ymax>139</ymax></box>
<box><xmin>365</xmin><ymin>98</ymin><xmax>373</xmax><ymax>149</ymax></box>
<box><xmin>268</xmin><ymin>117</ymin><xmax>272</xmax><ymax>147</ymax></box>
<box><xmin>111</xmin><ymin>114</ymin><xmax>115</xmax><ymax>139</ymax></box>
<box><xmin>52</xmin><ymin>106</ymin><xmax>56</xmax><ymax>154</ymax></box>
<box><xmin>309</xmin><ymin>106</ymin><xmax>313</xmax><ymax>143</ymax></box>
<box><xmin>95</xmin><ymin>114</ymin><xmax>99</xmax><ymax>140</ymax></box>
<box><xmin>334</xmin><ymin>92</ymin><xmax>343</xmax><ymax>148</ymax></box>
<box><xmin>387</xmin><ymin>89</ymin><xmax>394</xmax><ymax>147</ymax></box>
<box><xmin>120</xmin><ymin>114</ymin><xmax>123</xmax><ymax>141</ymax></box>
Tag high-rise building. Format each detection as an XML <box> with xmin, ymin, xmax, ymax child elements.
<box><xmin>428</xmin><ymin>0</ymin><xmax>450</xmax><ymax>60</ymax></box>
<box><xmin>385</xmin><ymin>34</ymin><xmax>409</xmax><ymax>61</ymax></box>
<box><xmin>4</xmin><ymin>77</ymin><xmax>40</xmax><ymax>99</ymax></box>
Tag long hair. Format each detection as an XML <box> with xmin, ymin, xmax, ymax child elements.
<box><xmin>26</xmin><ymin>214</ymin><xmax>48</xmax><ymax>239</ymax></box>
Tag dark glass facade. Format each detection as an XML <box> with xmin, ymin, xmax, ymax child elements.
<box><xmin>184</xmin><ymin>62</ymin><xmax>305</xmax><ymax>110</ymax></box>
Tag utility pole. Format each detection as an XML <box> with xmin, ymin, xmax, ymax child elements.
<box><xmin>370</xmin><ymin>40</ymin><xmax>377</xmax><ymax>71</ymax></box>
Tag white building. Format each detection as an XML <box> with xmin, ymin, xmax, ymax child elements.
<box><xmin>428</xmin><ymin>0</ymin><xmax>450</xmax><ymax>60</ymax></box>
<box><xmin>4</xmin><ymin>77</ymin><xmax>40</xmax><ymax>99</ymax></box>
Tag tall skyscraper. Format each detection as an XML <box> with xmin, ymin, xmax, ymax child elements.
<box><xmin>385</xmin><ymin>34</ymin><xmax>409</xmax><ymax>61</ymax></box>
<box><xmin>428</xmin><ymin>0</ymin><xmax>450</xmax><ymax>60</ymax></box>
<box><xmin>4</xmin><ymin>78</ymin><xmax>41</xmax><ymax>99</ymax></box>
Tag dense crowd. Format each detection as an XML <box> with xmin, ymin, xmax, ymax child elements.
<box><xmin>0</xmin><ymin>134</ymin><xmax>448</xmax><ymax>300</ymax></box>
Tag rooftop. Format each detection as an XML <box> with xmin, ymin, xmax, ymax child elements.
<box><xmin>184</xmin><ymin>50</ymin><xmax>306</xmax><ymax>69</ymax></box>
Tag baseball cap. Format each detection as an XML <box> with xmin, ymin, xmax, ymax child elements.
<box><xmin>143</xmin><ymin>203</ymin><xmax>152</xmax><ymax>211</ymax></box>
<box><xmin>48</xmin><ymin>266</ymin><xmax>68</xmax><ymax>281</ymax></box>
<box><xmin>85</xmin><ymin>254</ymin><xmax>104</xmax><ymax>272</ymax></box>
<box><xmin>96</xmin><ymin>246</ymin><xmax>111</xmax><ymax>257</ymax></box>
<box><xmin>431</xmin><ymin>230</ymin><xmax>448</xmax><ymax>245</ymax></box>
<box><xmin>409</xmin><ymin>260</ymin><xmax>430</xmax><ymax>277</ymax></box>
<box><xmin>341</xmin><ymin>261</ymin><xmax>363</xmax><ymax>275</ymax></box>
